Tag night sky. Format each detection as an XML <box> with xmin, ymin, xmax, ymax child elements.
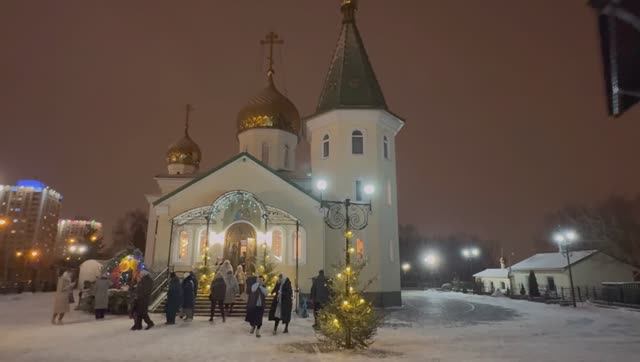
<box><xmin>1</xmin><ymin>1</ymin><xmax>639</xmax><ymax>257</ymax></box>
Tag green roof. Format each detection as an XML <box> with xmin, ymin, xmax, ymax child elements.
<box><xmin>316</xmin><ymin>4</ymin><xmax>387</xmax><ymax>114</ymax></box>
<box><xmin>152</xmin><ymin>152</ymin><xmax>320</xmax><ymax>207</ymax></box>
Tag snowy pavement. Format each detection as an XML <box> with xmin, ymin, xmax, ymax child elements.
<box><xmin>1</xmin><ymin>291</ymin><xmax>639</xmax><ymax>361</ymax></box>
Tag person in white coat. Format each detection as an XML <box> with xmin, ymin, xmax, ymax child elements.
<box><xmin>52</xmin><ymin>271</ymin><xmax>75</xmax><ymax>325</ymax></box>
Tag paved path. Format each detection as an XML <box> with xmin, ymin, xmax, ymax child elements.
<box><xmin>385</xmin><ymin>290</ymin><xmax>519</xmax><ymax>328</ymax></box>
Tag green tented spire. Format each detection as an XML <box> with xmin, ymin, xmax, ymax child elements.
<box><xmin>316</xmin><ymin>1</ymin><xmax>387</xmax><ymax>114</ymax></box>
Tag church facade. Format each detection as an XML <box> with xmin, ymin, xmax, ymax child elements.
<box><xmin>143</xmin><ymin>1</ymin><xmax>404</xmax><ymax>306</ymax></box>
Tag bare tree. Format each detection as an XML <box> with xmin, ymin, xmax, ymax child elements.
<box><xmin>111</xmin><ymin>209</ymin><xmax>148</xmax><ymax>253</ymax></box>
<box><xmin>544</xmin><ymin>195</ymin><xmax>640</xmax><ymax>267</ymax></box>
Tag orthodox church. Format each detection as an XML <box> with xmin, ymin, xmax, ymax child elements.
<box><xmin>144</xmin><ymin>1</ymin><xmax>404</xmax><ymax>306</ymax></box>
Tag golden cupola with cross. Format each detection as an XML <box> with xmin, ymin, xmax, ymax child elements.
<box><xmin>237</xmin><ymin>32</ymin><xmax>301</xmax><ymax>172</ymax></box>
<box><xmin>166</xmin><ymin>104</ymin><xmax>202</xmax><ymax>176</ymax></box>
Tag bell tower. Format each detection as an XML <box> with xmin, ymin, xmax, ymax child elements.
<box><xmin>306</xmin><ymin>0</ymin><xmax>404</xmax><ymax>306</ymax></box>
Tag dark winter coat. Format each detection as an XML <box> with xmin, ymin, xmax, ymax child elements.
<box><xmin>134</xmin><ymin>273</ymin><xmax>153</xmax><ymax>314</ymax></box>
<box><xmin>245</xmin><ymin>282</ymin><xmax>268</xmax><ymax>324</ymax></box>
<box><xmin>268</xmin><ymin>278</ymin><xmax>293</xmax><ymax>323</ymax></box>
<box><xmin>166</xmin><ymin>277</ymin><xmax>183</xmax><ymax>313</ymax></box>
<box><xmin>245</xmin><ymin>276</ymin><xmax>257</xmax><ymax>296</ymax></box>
<box><xmin>190</xmin><ymin>272</ymin><xmax>199</xmax><ymax>296</ymax></box>
<box><xmin>310</xmin><ymin>275</ymin><xmax>330</xmax><ymax>304</ymax></box>
<box><xmin>210</xmin><ymin>277</ymin><xmax>226</xmax><ymax>302</ymax></box>
<box><xmin>182</xmin><ymin>277</ymin><xmax>195</xmax><ymax>309</ymax></box>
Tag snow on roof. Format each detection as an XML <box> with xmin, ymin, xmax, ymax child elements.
<box><xmin>511</xmin><ymin>250</ymin><xmax>598</xmax><ymax>271</ymax></box>
<box><xmin>473</xmin><ymin>268</ymin><xmax>510</xmax><ymax>278</ymax></box>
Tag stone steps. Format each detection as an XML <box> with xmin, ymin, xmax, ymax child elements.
<box><xmin>153</xmin><ymin>294</ymin><xmax>274</xmax><ymax>317</ymax></box>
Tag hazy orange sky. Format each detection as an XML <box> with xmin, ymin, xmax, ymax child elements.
<box><xmin>1</xmin><ymin>1</ymin><xmax>639</xmax><ymax>257</ymax></box>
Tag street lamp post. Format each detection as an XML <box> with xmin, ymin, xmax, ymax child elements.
<box><xmin>461</xmin><ymin>247</ymin><xmax>480</xmax><ymax>281</ymax></box>
<box><xmin>317</xmin><ymin>180</ymin><xmax>374</xmax><ymax>349</ymax></box>
<box><xmin>423</xmin><ymin>252</ymin><xmax>440</xmax><ymax>288</ymax></box>
<box><xmin>553</xmin><ymin>229</ymin><xmax>578</xmax><ymax>308</ymax></box>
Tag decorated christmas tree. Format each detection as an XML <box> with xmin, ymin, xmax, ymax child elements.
<box><xmin>318</xmin><ymin>243</ymin><xmax>381</xmax><ymax>349</ymax></box>
<box><xmin>257</xmin><ymin>244</ymin><xmax>278</xmax><ymax>293</ymax></box>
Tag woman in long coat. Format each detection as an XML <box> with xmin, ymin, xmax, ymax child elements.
<box><xmin>223</xmin><ymin>270</ymin><xmax>239</xmax><ymax>314</ymax></box>
<box><xmin>268</xmin><ymin>273</ymin><xmax>293</xmax><ymax>334</ymax></box>
<box><xmin>92</xmin><ymin>273</ymin><xmax>111</xmax><ymax>319</ymax></box>
<box><xmin>165</xmin><ymin>272</ymin><xmax>183</xmax><ymax>324</ymax></box>
<box><xmin>245</xmin><ymin>275</ymin><xmax>267</xmax><ymax>338</ymax></box>
<box><xmin>181</xmin><ymin>273</ymin><xmax>195</xmax><ymax>321</ymax></box>
<box><xmin>209</xmin><ymin>274</ymin><xmax>227</xmax><ymax>322</ymax></box>
<box><xmin>235</xmin><ymin>265</ymin><xmax>246</xmax><ymax>295</ymax></box>
<box><xmin>52</xmin><ymin>271</ymin><xmax>75</xmax><ymax>325</ymax></box>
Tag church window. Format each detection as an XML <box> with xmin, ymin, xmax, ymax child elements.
<box><xmin>356</xmin><ymin>238</ymin><xmax>365</xmax><ymax>259</ymax></box>
<box><xmin>352</xmin><ymin>130</ymin><xmax>364</xmax><ymax>155</ymax></box>
<box><xmin>271</xmin><ymin>229</ymin><xmax>283</xmax><ymax>261</ymax></box>
<box><xmin>322</xmin><ymin>134</ymin><xmax>330</xmax><ymax>158</ymax></box>
<box><xmin>355</xmin><ymin>180</ymin><xmax>363</xmax><ymax>201</ymax></box>
<box><xmin>261</xmin><ymin>143</ymin><xmax>269</xmax><ymax>164</ymax></box>
<box><xmin>284</xmin><ymin>145</ymin><xmax>290</xmax><ymax>169</ymax></box>
<box><xmin>386</xmin><ymin>179</ymin><xmax>392</xmax><ymax>206</ymax></box>
<box><xmin>178</xmin><ymin>230</ymin><xmax>189</xmax><ymax>261</ymax></box>
<box><xmin>383</xmin><ymin>136</ymin><xmax>389</xmax><ymax>159</ymax></box>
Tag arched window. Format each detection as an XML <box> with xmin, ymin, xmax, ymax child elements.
<box><xmin>178</xmin><ymin>230</ymin><xmax>189</xmax><ymax>261</ymax></box>
<box><xmin>284</xmin><ymin>145</ymin><xmax>290</xmax><ymax>169</ymax></box>
<box><xmin>356</xmin><ymin>238</ymin><xmax>365</xmax><ymax>259</ymax></box>
<box><xmin>322</xmin><ymin>134</ymin><xmax>330</xmax><ymax>158</ymax></box>
<box><xmin>351</xmin><ymin>130</ymin><xmax>364</xmax><ymax>155</ymax></box>
<box><xmin>383</xmin><ymin>136</ymin><xmax>389</xmax><ymax>159</ymax></box>
<box><xmin>261</xmin><ymin>142</ymin><xmax>269</xmax><ymax>164</ymax></box>
<box><xmin>271</xmin><ymin>229</ymin><xmax>283</xmax><ymax>261</ymax></box>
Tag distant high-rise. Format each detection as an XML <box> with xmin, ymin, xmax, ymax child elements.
<box><xmin>0</xmin><ymin>180</ymin><xmax>62</xmax><ymax>282</ymax></box>
<box><xmin>55</xmin><ymin>219</ymin><xmax>103</xmax><ymax>258</ymax></box>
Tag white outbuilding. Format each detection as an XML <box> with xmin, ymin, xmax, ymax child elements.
<box><xmin>473</xmin><ymin>268</ymin><xmax>511</xmax><ymax>294</ymax></box>
<box><xmin>510</xmin><ymin>250</ymin><xmax>639</xmax><ymax>297</ymax></box>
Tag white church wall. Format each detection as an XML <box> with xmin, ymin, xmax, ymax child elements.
<box><xmin>150</xmin><ymin>155</ymin><xmax>324</xmax><ymax>292</ymax></box>
<box><xmin>238</xmin><ymin>128</ymin><xmax>298</xmax><ymax>171</ymax></box>
<box><xmin>307</xmin><ymin>109</ymin><xmax>403</xmax><ymax>304</ymax></box>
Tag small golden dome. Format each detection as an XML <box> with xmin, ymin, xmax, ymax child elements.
<box><xmin>237</xmin><ymin>77</ymin><xmax>301</xmax><ymax>136</ymax></box>
<box><xmin>166</xmin><ymin>104</ymin><xmax>201</xmax><ymax>168</ymax></box>
<box><xmin>166</xmin><ymin>134</ymin><xmax>201</xmax><ymax>167</ymax></box>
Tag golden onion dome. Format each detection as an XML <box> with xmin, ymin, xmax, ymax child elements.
<box><xmin>166</xmin><ymin>106</ymin><xmax>201</xmax><ymax>167</ymax></box>
<box><xmin>237</xmin><ymin>76</ymin><xmax>301</xmax><ymax>136</ymax></box>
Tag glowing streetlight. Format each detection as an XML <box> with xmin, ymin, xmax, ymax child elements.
<box><xmin>30</xmin><ymin>250</ymin><xmax>39</xmax><ymax>258</ymax></box>
<box><xmin>68</xmin><ymin>238</ymin><xmax>76</xmax><ymax>244</ymax></box>
<box><xmin>15</xmin><ymin>251</ymin><xmax>23</xmax><ymax>257</ymax></box>
<box><xmin>424</xmin><ymin>252</ymin><xmax>440</xmax><ymax>268</ymax></box>
<box><xmin>0</xmin><ymin>218</ymin><xmax>8</xmax><ymax>227</ymax></box>
<box><xmin>552</xmin><ymin>229</ymin><xmax>579</xmax><ymax>307</ymax></box>
<box><xmin>69</xmin><ymin>245</ymin><xmax>77</xmax><ymax>253</ymax></box>
<box><xmin>90</xmin><ymin>235</ymin><xmax>98</xmax><ymax>242</ymax></box>
<box><xmin>78</xmin><ymin>245</ymin><xmax>88</xmax><ymax>254</ymax></box>
<box><xmin>316</xmin><ymin>179</ymin><xmax>327</xmax><ymax>192</ymax></box>
<box><xmin>461</xmin><ymin>247</ymin><xmax>481</xmax><ymax>280</ymax></box>
<box><xmin>363</xmin><ymin>184</ymin><xmax>375</xmax><ymax>195</ymax></box>
<box><xmin>401</xmin><ymin>262</ymin><xmax>411</xmax><ymax>273</ymax></box>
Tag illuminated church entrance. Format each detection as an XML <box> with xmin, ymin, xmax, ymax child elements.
<box><xmin>224</xmin><ymin>222</ymin><xmax>256</xmax><ymax>272</ymax></box>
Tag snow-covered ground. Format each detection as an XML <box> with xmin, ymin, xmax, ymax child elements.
<box><xmin>1</xmin><ymin>290</ymin><xmax>639</xmax><ymax>361</ymax></box>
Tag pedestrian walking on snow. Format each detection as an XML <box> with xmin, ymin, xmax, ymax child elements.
<box><xmin>131</xmin><ymin>270</ymin><xmax>154</xmax><ymax>330</ymax></box>
<box><xmin>165</xmin><ymin>272</ymin><xmax>182</xmax><ymax>324</ymax></box>
<box><xmin>269</xmin><ymin>273</ymin><xmax>293</xmax><ymax>334</ymax></box>
<box><xmin>224</xmin><ymin>270</ymin><xmax>239</xmax><ymax>314</ymax></box>
<box><xmin>92</xmin><ymin>273</ymin><xmax>111</xmax><ymax>320</ymax></box>
<box><xmin>245</xmin><ymin>275</ymin><xmax>268</xmax><ymax>338</ymax></box>
<box><xmin>182</xmin><ymin>272</ymin><xmax>195</xmax><ymax>321</ymax></box>
<box><xmin>209</xmin><ymin>274</ymin><xmax>227</xmax><ymax>322</ymax></box>
<box><xmin>52</xmin><ymin>270</ymin><xmax>75</xmax><ymax>325</ymax></box>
